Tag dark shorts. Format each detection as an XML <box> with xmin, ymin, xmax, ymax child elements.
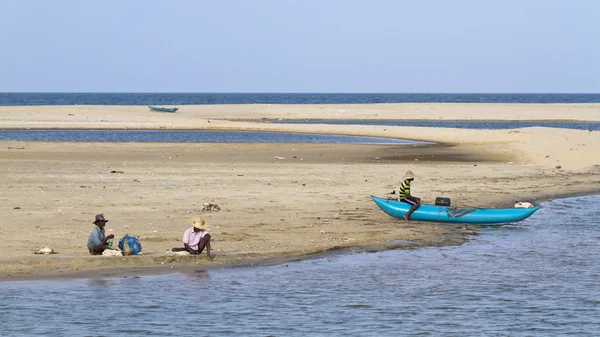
<box><xmin>400</xmin><ymin>196</ymin><xmax>420</xmax><ymax>206</ymax></box>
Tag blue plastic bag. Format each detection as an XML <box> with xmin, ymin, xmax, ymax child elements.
<box><xmin>118</xmin><ymin>234</ymin><xmax>142</xmax><ymax>255</ymax></box>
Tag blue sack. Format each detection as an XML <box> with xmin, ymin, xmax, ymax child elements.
<box><xmin>118</xmin><ymin>234</ymin><xmax>142</xmax><ymax>255</ymax></box>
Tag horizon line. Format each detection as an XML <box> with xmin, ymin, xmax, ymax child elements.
<box><xmin>1</xmin><ymin>92</ymin><xmax>599</xmax><ymax>95</ymax></box>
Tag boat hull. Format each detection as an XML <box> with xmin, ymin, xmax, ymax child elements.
<box><xmin>148</xmin><ymin>105</ymin><xmax>179</xmax><ymax>113</ymax></box>
<box><xmin>371</xmin><ymin>195</ymin><xmax>540</xmax><ymax>225</ymax></box>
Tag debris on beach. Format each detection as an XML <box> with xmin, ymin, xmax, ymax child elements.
<box><xmin>274</xmin><ymin>156</ymin><xmax>285</xmax><ymax>160</ymax></box>
<box><xmin>110</xmin><ymin>170</ymin><xmax>124</xmax><ymax>174</ymax></box>
<box><xmin>202</xmin><ymin>203</ymin><xmax>221</xmax><ymax>211</ymax></box>
<box><xmin>7</xmin><ymin>146</ymin><xmax>25</xmax><ymax>150</ymax></box>
<box><xmin>13</xmin><ymin>206</ymin><xmax>21</xmax><ymax>209</ymax></box>
<box><xmin>165</xmin><ymin>250</ymin><xmax>190</xmax><ymax>256</ymax></box>
<box><xmin>35</xmin><ymin>247</ymin><xmax>56</xmax><ymax>255</ymax></box>
<box><xmin>385</xmin><ymin>239</ymin><xmax>417</xmax><ymax>245</ymax></box>
<box><xmin>102</xmin><ymin>249</ymin><xmax>123</xmax><ymax>257</ymax></box>
<box><xmin>317</xmin><ymin>213</ymin><xmax>340</xmax><ymax>221</ymax></box>
<box><xmin>514</xmin><ymin>201</ymin><xmax>534</xmax><ymax>208</ymax></box>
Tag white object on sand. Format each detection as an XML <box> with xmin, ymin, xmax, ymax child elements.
<box><xmin>102</xmin><ymin>249</ymin><xmax>123</xmax><ymax>257</ymax></box>
<box><xmin>317</xmin><ymin>213</ymin><xmax>340</xmax><ymax>221</ymax></box>
<box><xmin>514</xmin><ymin>201</ymin><xmax>534</xmax><ymax>208</ymax></box>
<box><xmin>165</xmin><ymin>250</ymin><xmax>190</xmax><ymax>256</ymax></box>
<box><xmin>37</xmin><ymin>247</ymin><xmax>56</xmax><ymax>255</ymax></box>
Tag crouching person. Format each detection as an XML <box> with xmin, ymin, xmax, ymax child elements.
<box><xmin>172</xmin><ymin>216</ymin><xmax>213</xmax><ymax>259</ymax></box>
<box><xmin>87</xmin><ymin>214</ymin><xmax>114</xmax><ymax>255</ymax></box>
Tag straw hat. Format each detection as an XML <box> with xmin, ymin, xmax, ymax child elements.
<box><xmin>402</xmin><ymin>170</ymin><xmax>416</xmax><ymax>180</ymax></box>
<box><xmin>189</xmin><ymin>216</ymin><xmax>208</xmax><ymax>230</ymax></box>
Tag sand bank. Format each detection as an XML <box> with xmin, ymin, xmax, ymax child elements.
<box><xmin>0</xmin><ymin>103</ymin><xmax>599</xmax><ymax>130</ymax></box>
<box><xmin>0</xmin><ymin>103</ymin><xmax>599</xmax><ymax>280</ymax></box>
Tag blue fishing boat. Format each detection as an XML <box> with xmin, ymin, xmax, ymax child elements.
<box><xmin>371</xmin><ymin>195</ymin><xmax>540</xmax><ymax>225</ymax></box>
<box><xmin>148</xmin><ymin>105</ymin><xmax>179</xmax><ymax>113</ymax></box>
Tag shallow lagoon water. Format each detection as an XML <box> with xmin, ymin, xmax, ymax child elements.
<box><xmin>1</xmin><ymin>196</ymin><xmax>599</xmax><ymax>336</ymax></box>
<box><xmin>0</xmin><ymin>129</ymin><xmax>423</xmax><ymax>145</ymax></box>
<box><xmin>267</xmin><ymin>119</ymin><xmax>600</xmax><ymax>131</ymax></box>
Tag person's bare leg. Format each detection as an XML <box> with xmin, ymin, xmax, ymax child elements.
<box><xmin>172</xmin><ymin>247</ymin><xmax>187</xmax><ymax>252</ymax></box>
<box><xmin>404</xmin><ymin>204</ymin><xmax>420</xmax><ymax>221</ymax></box>
<box><xmin>196</xmin><ymin>234</ymin><xmax>211</xmax><ymax>254</ymax></box>
<box><xmin>91</xmin><ymin>244</ymin><xmax>107</xmax><ymax>255</ymax></box>
<box><xmin>205</xmin><ymin>241</ymin><xmax>213</xmax><ymax>260</ymax></box>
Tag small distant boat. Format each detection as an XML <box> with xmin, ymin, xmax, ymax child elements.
<box><xmin>370</xmin><ymin>195</ymin><xmax>540</xmax><ymax>225</ymax></box>
<box><xmin>148</xmin><ymin>105</ymin><xmax>179</xmax><ymax>113</ymax></box>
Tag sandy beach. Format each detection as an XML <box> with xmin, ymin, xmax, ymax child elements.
<box><xmin>1</xmin><ymin>103</ymin><xmax>599</xmax><ymax>280</ymax></box>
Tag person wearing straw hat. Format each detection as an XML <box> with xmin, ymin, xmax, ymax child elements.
<box><xmin>87</xmin><ymin>214</ymin><xmax>115</xmax><ymax>255</ymax></box>
<box><xmin>398</xmin><ymin>170</ymin><xmax>421</xmax><ymax>220</ymax></box>
<box><xmin>172</xmin><ymin>216</ymin><xmax>213</xmax><ymax>259</ymax></box>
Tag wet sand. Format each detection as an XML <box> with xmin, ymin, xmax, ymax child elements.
<box><xmin>1</xmin><ymin>103</ymin><xmax>599</xmax><ymax>280</ymax></box>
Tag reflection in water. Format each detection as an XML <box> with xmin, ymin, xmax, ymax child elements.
<box><xmin>87</xmin><ymin>278</ymin><xmax>119</xmax><ymax>288</ymax></box>
<box><xmin>179</xmin><ymin>270</ymin><xmax>211</xmax><ymax>281</ymax></box>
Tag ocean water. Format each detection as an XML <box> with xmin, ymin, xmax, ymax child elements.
<box><xmin>1</xmin><ymin>195</ymin><xmax>599</xmax><ymax>336</ymax></box>
<box><xmin>1</xmin><ymin>93</ymin><xmax>600</xmax><ymax>106</ymax></box>
<box><xmin>268</xmin><ymin>119</ymin><xmax>600</xmax><ymax>131</ymax></box>
<box><xmin>0</xmin><ymin>130</ymin><xmax>423</xmax><ymax>144</ymax></box>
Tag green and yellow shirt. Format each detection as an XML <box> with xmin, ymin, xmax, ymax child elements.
<box><xmin>399</xmin><ymin>179</ymin><xmax>411</xmax><ymax>198</ymax></box>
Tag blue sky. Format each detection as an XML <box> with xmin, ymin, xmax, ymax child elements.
<box><xmin>1</xmin><ymin>0</ymin><xmax>598</xmax><ymax>92</ymax></box>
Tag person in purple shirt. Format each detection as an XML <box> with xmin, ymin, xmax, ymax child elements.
<box><xmin>172</xmin><ymin>216</ymin><xmax>213</xmax><ymax>259</ymax></box>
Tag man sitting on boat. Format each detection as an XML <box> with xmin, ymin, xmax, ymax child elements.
<box><xmin>399</xmin><ymin>170</ymin><xmax>421</xmax><ymax>221</ymax></box>
<box><xmin>172</xmin><ymin>216</ymin><xmax>214</xmax><ymax>259</ymax></box>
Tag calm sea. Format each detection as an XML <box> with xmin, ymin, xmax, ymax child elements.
<box><xmin>1</xmin><ymin>196</ymin><xmax>599</xmax><ymax>336</ymax></box>
<box><xmin>1</xmin><ymin>93</ymin><xmax>600</xmax><ymax>106</ymax></box>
